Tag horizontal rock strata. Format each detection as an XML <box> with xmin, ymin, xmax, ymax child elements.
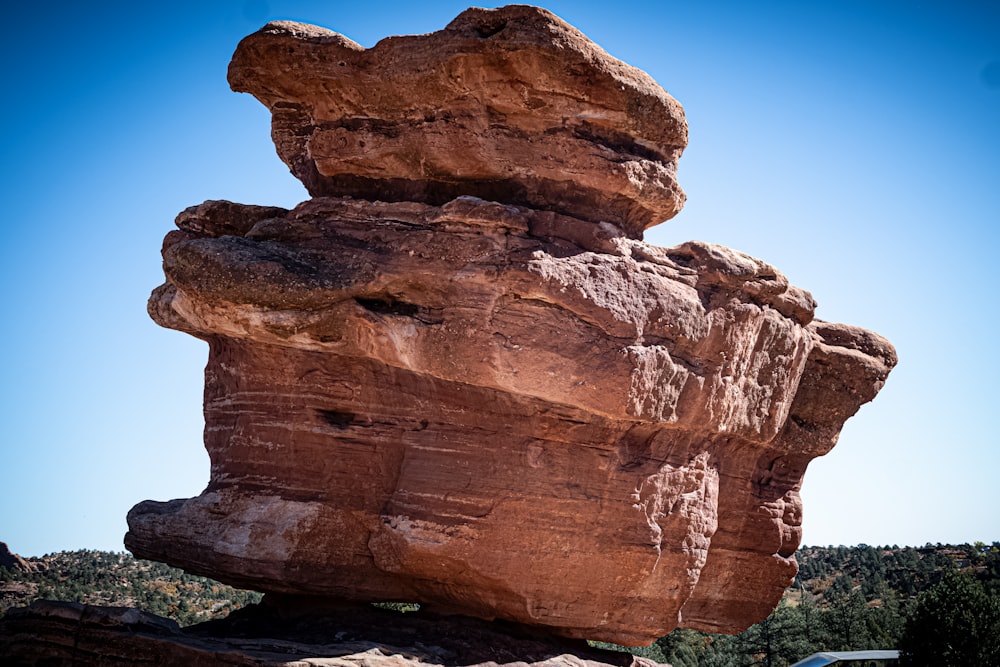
<box><xmin>127</xmin><ymin>197</ymin><xmax>896</xmax><ymax>643</ymax></box>
<box><xmin>0</xmin><ymin>600</ymin><xmax>655</xmax><ymax>667</ymax></box>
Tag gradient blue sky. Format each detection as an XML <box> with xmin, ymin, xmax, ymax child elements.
<box><xmin>1</xmin><ymin>1</ymin><xmax>997</xmax><ymax>556</ymax></box>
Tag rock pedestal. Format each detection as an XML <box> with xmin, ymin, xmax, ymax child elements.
<box><xmin>125</xmin><ymin>5</ymin><xmax>895</xmax><ymax>645</ymax></box>
<box><xmin>0</xmin><ymin>600</ymin><xmax>653</xmax><ymax>667</ymax></box>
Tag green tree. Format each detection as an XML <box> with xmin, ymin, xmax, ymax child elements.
<box><xmin>824</xmin><ymin>587</ymin><xmax>870</xmax><ymax>650</ymax></box>
<box><xmin>899</xmin><ymin>568</ymin><xmax>1000</xmax><ymax>666</ymax></box>
<box><xmin>655</xmin><ymin>628</ymin><xmax>707</xmax><ymax>667</ymax></box>
<box><xmin>793</xmin><ymin>590</ymin><xmax>828</xmax><ymax>651</ymax></box>
<box><xmin>864</xmin><ymin>582</ymin><xmax>904</xmax><ymax>648</ymax></box>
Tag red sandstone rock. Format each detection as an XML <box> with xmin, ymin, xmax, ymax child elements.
<box><xmin>0</xmin><ymin>541</ymin><xmax>37</xmax><ymax>573</ymax></box>
<box><xmin>125</xmin><ymin>4</ymin><xmax>896</xmax><ymax>646</ymax></box>
<box><xmin>227</xmin><ymin>6</ymin><xmax>687</xmax><ymax>238</ymax></box>
<box><xmin>128</xmin><ymin>198</ymin><xmax>895</xmax><ymax>643</ymax></box>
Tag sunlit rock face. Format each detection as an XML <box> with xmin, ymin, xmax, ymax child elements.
<box><xmin>125</xmin><ymin>5</ymin><xmax>896</xmax><ymax>645</ymax></box>
<box><xmin>225</xmin><ymin>5</ymin><xmax>687</xmax><ymax>239</ymax></box>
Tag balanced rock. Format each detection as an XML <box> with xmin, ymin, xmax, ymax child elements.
<box><xmin>126</xmin><ymin>5</ymin><xmax>896</xmax><ymax>646</ymax></box>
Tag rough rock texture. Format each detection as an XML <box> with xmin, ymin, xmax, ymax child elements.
<box><xmin>125</xmin><ymin>4</ymin><xmax>896</xmax><ymax>647</ymax></box>
<box><xmin>227</xmin><ymin>5</ymin><xmax>687</xmax><ymax>238</ymax></box>
<box><xmin>128</xmin><ymin>198</ymin><xmax>895</xmax><ymax>643</ymax></box>
<box><xmin>0</xmin><ymin>542</ymin><xmax>37</xmax><ymax>573</ymax></box>
<box><xmin>0</xmin><ymin>599</ymin><xmax>656</xmax><ymax>667</ymax></box>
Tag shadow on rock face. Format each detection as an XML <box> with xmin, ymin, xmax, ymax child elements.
<box><xmin>0</xmin><ymin>599</ymin><xmax>648</xmax><ymax>667</ymax></box>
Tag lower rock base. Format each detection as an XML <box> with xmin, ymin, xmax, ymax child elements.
<box><xmin>0</xmin><ymin>599</ymin><xmax>667</xmax><ymax>667</ymax></box>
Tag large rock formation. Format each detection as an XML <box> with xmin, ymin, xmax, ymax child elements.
<box><xmin>125</xmin><ymin>5</ymin><xmax>895</xmax><ymax>646</ymax></box>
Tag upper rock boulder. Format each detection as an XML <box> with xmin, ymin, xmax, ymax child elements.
<box><xmin>227</xmin><ymin>5</ymin><xmax>687</xmax><ymax>238</ymax></box>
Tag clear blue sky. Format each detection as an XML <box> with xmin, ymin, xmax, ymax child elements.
<box><xmin>1</xmin><ymin>1</ymin><xmax>997</xmax><ymax>557</ymax></box>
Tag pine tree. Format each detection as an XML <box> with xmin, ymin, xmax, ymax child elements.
<box><xmin>899</xmin><ymin>569</ymin><xmax>1000</xmax><ymax>666</ymax></box>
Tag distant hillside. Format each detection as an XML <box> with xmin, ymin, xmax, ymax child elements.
<box><xmin>794</xmin><ymin>542</ymin><xmax>1000</xmax><ymax>601</ymax></box>
<box><xmin>0</xmin><ymin>548</ymin><xmax>261</xmax><ymax>626</ymax></box>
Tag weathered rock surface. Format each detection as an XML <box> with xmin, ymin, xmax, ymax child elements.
<box><xmin>128</xmin><ymin>198</ymin><xmax>895</xmax><ymax>643</ymax></box>
<box><xmin>125</xmin><ymin>4</ymin><xmax>896</xmax><ymax>647</ymax></box>
<box><xmin>0</xmin><ymin>542</ymin><xmax>37</xmax><ymax>573</ymax></box>
<box><xmin>0</xmin><ymin>599</ymin><xmax>658</xmax><ymax>667</ymax></box>
<box><xmin>227</xmin><ymin>5</ymin><xmax>687</xmax><ymax>238</ymax></box>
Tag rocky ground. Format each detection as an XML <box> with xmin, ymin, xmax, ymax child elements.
<box><xmin>0</xmin><ymin>598</ymin><xmax>657</xmax><ymax>667</ymax></box>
